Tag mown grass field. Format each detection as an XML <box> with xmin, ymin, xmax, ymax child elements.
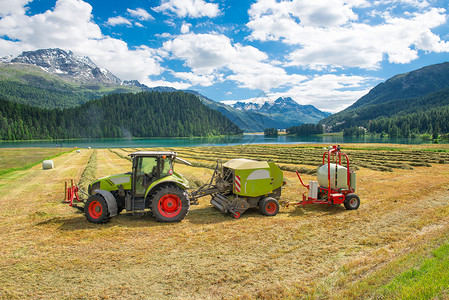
<box><xmin>0</xmin><ymin>144</ymin><xmax>448</xmax><ymax>299</ymax></box>
<box><xmin>0</xmin><ymin>148</ymin><xmax>70</xmax><ymax>176</ymax></box>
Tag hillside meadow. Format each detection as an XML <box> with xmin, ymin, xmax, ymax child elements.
<box><xmin>0</xmin><ymin>144</ymin><xmax>448</xmax><ymax>299</ymax></box>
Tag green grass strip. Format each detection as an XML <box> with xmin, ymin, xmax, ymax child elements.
<box><xmin>0</xmin><ymin>149</ymin><xmax>73</xmax><ymax>177</ymax></box>
<box><xmin>379</xmin><ymin>241</ymin><xmax>449</xmax><ymax>299</ymax></box>
<box><xmin>78</xmin><ymin>150</ymin><xmax>97</xmax><ymax>192</ymax></box>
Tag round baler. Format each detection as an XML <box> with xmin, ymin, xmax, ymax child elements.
<box><xmin>190</xmin><ymin>158</ymin><xmax>284</xmax><ymax>218</ymax></box>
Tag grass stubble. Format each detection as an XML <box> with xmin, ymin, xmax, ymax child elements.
<box><xmin>0</xmin><ymin>144</ymin><xmax>448</xmax><ymax>299</ymax></box>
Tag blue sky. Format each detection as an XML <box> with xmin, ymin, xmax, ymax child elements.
<box><xmin>1</xmin><ymin>0</ymin><xmax>449</xmax><ymax>112</ymax></box>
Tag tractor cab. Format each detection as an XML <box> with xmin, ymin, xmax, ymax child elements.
<box><xmin>130</xmin><ymin>152</ymin><xmax>176</xmax><ymax>197</ymax></box>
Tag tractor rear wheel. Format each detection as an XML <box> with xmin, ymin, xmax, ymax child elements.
<box><xmin>85</xmin><ymin>194</ymin><xmax>110</xmax><ymax>224</ymax></box>
<box><xmin>344</xmin><ymin>193</ymin><xmax>360</xmax><ymax>210</ymax></box>
<box><xmin>259</xmin><ymin>197</ymin><xmax>279</xmax><ymax>216</ymax></box>
<box><xmin>150</xmin><ymin>185</ymin><xmax>189</xmax><ymax>222</ymax></box>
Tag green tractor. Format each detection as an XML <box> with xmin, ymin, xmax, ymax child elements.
<box><xmin>83</xmin><ymin>151</ymin><xmax>191</xmax><ymax>223</ymax></box>
<box><xmin>64</xmin><ymin>152</ymin><xmax>285</xmax><ymax>223</ymax></box>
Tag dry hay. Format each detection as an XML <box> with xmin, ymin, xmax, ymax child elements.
<box><xmin>1</xmin><ymin>145</ymin><xmax>447</xmax><ymax>298</ymax></box>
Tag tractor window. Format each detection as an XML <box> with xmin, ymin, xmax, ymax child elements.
<box><xmin>140</xmin><ymin>157</ymin><xmax>158</xmax><ymax>175</ymax></box>
<box><xmin>160</xmin><ymin>156</ymin><xmax>173</xmax><ymax>177</ymax></box>
<box><xmin>135</xmin><ymin>156</ymin><xmax>158</xmax><ymax>196</ymax></box>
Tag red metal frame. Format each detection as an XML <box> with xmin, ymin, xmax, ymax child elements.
<box><xmin>63</xmin><ymin>179</ymin><xmax>82</xmax><ymax>207</ymax></box>
<box><xmin>295</xmin><ymin>145</ymin><xmax>354</xmax><ymax>207</ymax></box>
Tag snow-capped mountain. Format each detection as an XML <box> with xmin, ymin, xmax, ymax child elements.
<box><xmin>0</xmin><ymin>55</ymin><xmax>14</xmax><ymax>63</ymax></box>
<box><xmin>221</xmin><ymin>97</ymin><xmax>331</xmax><ymax>125</ymax></box>
<box><xmin>10</xmin><ymin>48</ymin><xmax>121</xmax><ymax>85</ymax></box>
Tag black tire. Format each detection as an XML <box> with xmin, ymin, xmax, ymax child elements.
<box><xmin>259</xmin><ymin>197</ymin><xmax>279</xmax><ymax>216</ymax></box>
<box><xmin>344</xmin><ymin>193</ymin><xmax>360</xmax><ymax>210</ymax></box>
<box><xmin>84</xmin><ymin>194</ymin><xmax>110</xmax><ymax>224</ymax></box>
<box><xmin>150</xmin><ymin>185</ymin><xmax>189</xmax><ymax>222</ymax></box>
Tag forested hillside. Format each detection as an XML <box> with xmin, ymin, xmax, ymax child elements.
<box><xmin>319</xmin><ymin>62</ymin><xmax>449</xmax><ymax>136</ymax></box>
<box><xmin>0</xmin><ymin>63</ymin><xmax>139</xmax><ymax>108</ymax></box>
<box><xmin>0</xmin><ymin>91</ymin><xmax>242</xmax><ymax>140</ymax></box>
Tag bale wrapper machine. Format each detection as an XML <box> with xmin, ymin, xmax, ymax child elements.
<box><xmin>293</xmin><ymin>145</ymin><xmax>360</xmax><ymax>210</ymax></box>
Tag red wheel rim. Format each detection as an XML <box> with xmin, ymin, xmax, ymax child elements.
<box><xmin>233</xmin><ymin>211</ymin><xmax>241</xmax><ymax>219</ymax></box>
<box><xmin>88</xmin><ymin>200</ymin><xmax>102</xmax><ymax>219</ymax></box>
<box><xmin>266</xmin><ymin>202</ymin><xmax>277</xmax><ymax>215</ymax></box>
<box><xmin>158</xmin><ymin>194</ymin><xmax>182</xmax><ymax>218</ymax></box>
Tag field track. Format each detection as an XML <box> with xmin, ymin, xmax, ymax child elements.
<box><xmin>0</xmin><ymin>144</ymin><xmax>448</xmax><ymax>299</ymax></box>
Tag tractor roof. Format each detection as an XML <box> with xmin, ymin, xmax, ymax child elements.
<box><xmin>223</xmin><ymin>158</ymin><xmax>269</xmax><ymax>170</ymax></box>
<box><xmin>129</xmin><ymin>151</ymin><xmax>192</xmax><ymax>166</ymax></box>
<box><xmin>129</xmin><ymin>151</ymin><xmax>177</xmax><ymax>157</ymax></box>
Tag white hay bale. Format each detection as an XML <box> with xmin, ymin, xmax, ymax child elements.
<box><xmin>76</xmin><ymin>150</ymin><xmax>81</xmax><ymax>153</ymax></box>
<box><xmin>42</xmin><ymin>160</ymin><xmax>54</xmax><ymax>170</ymax></box>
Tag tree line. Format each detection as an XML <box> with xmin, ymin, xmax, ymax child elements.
<box><xmin>367</xmin><ymin>106</ymin><xmax>449</xmax><ymax>138</ymax></box>
<box><xmin>263</xmin><ymin>128</ymin><xmax>278</xmax><ymax>137</ymax></box>
<box><xmin>286</xmin><ymin>123</ymin><xmax>323</xmax><ymax>136</ymax></box>
<box><xmin>0</xmin><ymin>91</ymin><xmax>243</xmax><ymax>141</ymax></box>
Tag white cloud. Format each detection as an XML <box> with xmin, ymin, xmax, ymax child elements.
<box><xmin>0</xmin><ymin>0</ymin><xmax>162</xmax><ymax>81</ymax></box>
<box><xmin>163</xmin><ymin>33</ymin><xmax>237</xmax><ymax>74</ymax></box>
<box><xmin>127</xmin><ymin>8</ymin><xmax>154</xmax><ymax>21</ymax></box>
<box><xmin>269</xmin><ymin>74</ymin><xmax>376</xmax><ymax>112</ymax></box>
<box><xmin>0</xmin><ymin>0</ymin><xmax>32</xmax><ymax>17</ymax></box>
<box><xmin>141</xmin><ymin>78</ymin><xmax>192</xmax><ymax>90</ymax></box>
<box><xmin>376</xmin><ymin>0</ymin><xmax>430</xmax><ymax>8</ymax></box>
<box><xmin>171</xmin><ymin>71</ymin><xmax>218</xmax><ymax>86</ymax></box>
<box><xmin>248</xmin><ymin>0</ymin><xmax>449</xmax><ymax>69</ymax></box>
<box><xmin>180</xmin><ymin>22</ymin><xmax>191</xmax><ymax>34</ymax></box>
<box><xmin>107</xmin><ymin>16</ymin><xmax>132</xmax><ymax>26</ymax></box>
<box><xmin>153</xmin><ymin>0</ymin><xmax>220</xmax><ymax>18</ymax></box>
<box><xmin>223</xmin><ymin>74</ymin><xmax>375</xmax><ymax>113</ymax></box>
<box><xmin>162</xmin><ymin>33</ymin><xmax>307</xmax><ymax>90</ymax></box>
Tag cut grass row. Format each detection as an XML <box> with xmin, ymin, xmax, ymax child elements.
<box><xmin>77</xmin><ymin>150</ymin><xmax>97</xmax><ymax>193</ymax></box>
<box><xmin>167</xmin><ymin>145</ymin><xmax>448</xmax><ymax>172</ymax></box>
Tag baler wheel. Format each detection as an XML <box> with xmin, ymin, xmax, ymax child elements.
<box><xmin>259</xmin><ymin>197</ymin><xmax>279</xmax><ymax>216</ymax></box>
<box><xmin>150</xmin><ymin>185</ymin><xmax>189</xmax><ymax>222</ymax></box>
<box><xmin>344</xmin><ymin>193</ymin><xmax>360</xmax><ymax>210</ymax></box>
<box><xmin>84</xmin><ymin>194</ymin><xmax>110</xmax><ymax>224</ymax></box>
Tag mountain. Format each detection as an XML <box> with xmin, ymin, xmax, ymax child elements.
<box><xmin>135</xmin><ymin>87</ymin><xmax>308</xmax><ymax>132</ymax></box>
<box><xmin>0</xmin><ymin>91</ymin><xmax>243</xmax><ymax>141</ymax></box>
<box><xmin>319</xmin><ymin>62</ymin><xmax>449</xmax><ymax>135</ymax></box>
<box><xmin>11</xmin><ymin>48</ymin><xmax>121</xmax><ymax>85</ymax></box>
<box><xmin>0</xmin><ymin>57</ymin><xmax>139</xmax><ymax>108</ymax></box>
<box><xmin>223</xmin><ymin>97</ymin><xmax>331</xmax><ymax>130</ymax></box>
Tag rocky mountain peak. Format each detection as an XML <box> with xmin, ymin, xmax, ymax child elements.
<box><xmin>10</xmin><ymin>48</ymin><xmax>121</xmax><ymax>85</ymax></box>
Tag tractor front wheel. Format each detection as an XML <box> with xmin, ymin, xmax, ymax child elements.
<box><xmin>150</xmin><ymin>185</ymin><xmax>189</xmax><ymax>222</ymax></box>
<box><xmin>259</xmin><ymin>197</ymin><xmax>279</xmax><ymax>216</ymax></box>
<box><xmin>84</xmin><ymin>194</ymin><xmax>110</xmax><ymax>224</ymax></box>
<box><xmin>344</xmin><ymin>193</ymin><xmax>360</xmax><ymax>210</ymax></box>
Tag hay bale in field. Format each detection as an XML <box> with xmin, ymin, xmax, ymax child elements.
<box><xmin>76</xmin><ymin>150</ymin><xmax>81</xmax><ymax>153</ymax></box>
<box><xmin>42</xmin><ymin>160</ymin><xmax>54</xmax><ymax>170</ymax></box>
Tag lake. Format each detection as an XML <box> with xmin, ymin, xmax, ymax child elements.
<box><xmin>0</xmin><ymin>134</ymin><xmax>441</xmax><ymax>148</ymax></box>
